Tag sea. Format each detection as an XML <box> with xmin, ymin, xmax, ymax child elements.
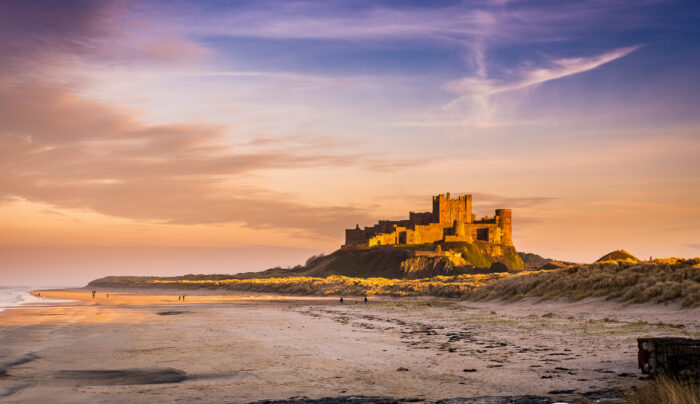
<box><xmin>0</xmin><ymin>286</ymin><xmax>76</xmax><ymax>314</ymax></box>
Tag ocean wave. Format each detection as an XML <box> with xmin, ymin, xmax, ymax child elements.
<box><xmin>0</xmin><ymin>288</ymin><xmax>76</xmax><ymax>313</ymax></box>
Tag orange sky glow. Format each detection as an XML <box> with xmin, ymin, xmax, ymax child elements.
<box><xmin>1</xmin><ymin>1</ymin><xmax>699</xmax><ymax>286</ymax></box>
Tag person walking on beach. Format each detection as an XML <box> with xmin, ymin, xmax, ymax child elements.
<box><xmin>340</xmin><ymin>297</ymin><xmax>344</xmax><ymax>304</ymax></box>
<box><xmin>182</xmin><ymin>295</ymin><xmax>186</xmax><ymax>301</ymax></box>
<box><xmin>364</xmin><ymin>296</ymin><xmax>368</xmax><ymax>304</ymax></box>
<box><xmin>92</xmin><ymin>290</ymin><xmax>96</xmax><ymax>299</ymax></box>
<box><xmin>178</xmin><ymin>295</ymin><xmax>181</xmax><ymax>301</ymax></box>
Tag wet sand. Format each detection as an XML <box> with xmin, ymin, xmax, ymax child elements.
<box><xmin>0</xmin><ymin>290</ymin><xmax>698</xmax><ymax>403</ymax></box>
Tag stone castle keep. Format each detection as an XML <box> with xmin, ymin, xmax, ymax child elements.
<box><xmin>345</xmin><ymin>193</ymin><xmax>512</xmax><ymax>247</ymax></box>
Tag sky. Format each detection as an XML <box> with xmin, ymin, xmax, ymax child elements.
<box><xmin>1</xmin><ymin>0</ymin><xmax>699</xmax><ymax>286</ymax></box>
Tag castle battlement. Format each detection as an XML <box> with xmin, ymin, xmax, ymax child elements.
<box><xmin>345</xmin><ymin>193</ymin><xmax>513</xmax><ymax>247</ymax></box>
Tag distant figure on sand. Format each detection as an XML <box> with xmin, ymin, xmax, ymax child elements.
<box><xmin>178</xmin><ymin>295</ymin><xmax>181</xmax><ymax>301</ymax></box>
<box><xmin>106</xmin><ymin>293</ymin><xmax>109</xmax><ymax>299</ymax></box>
<box><xmin>182</xmin><ymin>295</ymin><xmax>186</xmax><ymax>301</ymax></box>
<box><xmin>92</xmin><ymin>290</ymin><xmax>96</xmax><ymax>299</ymax></box>
<box><xmin>364</xmin><ymin>296</ymin><xmax>368</xmax><ymax>304</ymax></box>
<box><xmin>340</xmin><ymin>297</ymin><xmax>344</xmax><ymax>304</ymax></box>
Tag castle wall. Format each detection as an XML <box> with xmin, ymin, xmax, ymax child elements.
<box><xmin>369</xmin><ymin>231</ymin><xmax>397</xmax><ymax>247</ymax></box>
<box><xmin>468</xmin><ymin>223</ymin><xmax>498</xmax><ymax>243</ymax></box>
<box><xmin>409</xmin><ymin>211</ymin><xmax>433</xmax><ymax>225</ymax></box>
<box><xmin>345</xmin><ymin>227</ymin><xmax>367</xmax><ymax>245</ymax></box>
<box><xmin>413</xmin><ymin>223</ymin><xmax>445</xmax><ymax>244</ymax></box>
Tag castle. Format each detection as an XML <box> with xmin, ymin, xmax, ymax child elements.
<box><xmin>345</xmin><ymin>193</ymin><xmax>512</xmax><ymax>247</ymax></box>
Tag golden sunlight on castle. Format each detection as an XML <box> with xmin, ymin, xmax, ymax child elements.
<box><xmin>345</xmin><ymin>193</ymin><xmax>513</xmax><ymax>247</ymax></box>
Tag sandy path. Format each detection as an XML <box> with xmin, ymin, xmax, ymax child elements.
<box><xmin>0</xmin><ymin>290</ymin><xmax>697</xmax><ymax>403</ymax></box>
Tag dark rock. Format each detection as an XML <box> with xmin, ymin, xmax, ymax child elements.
<box><xmin>437</xmin><ymin>396</ymin><xmax>553</xmax><ymax>403</ymax></box>
<box><xmin>4</xmin><ymin>353</ymin><xmax>39</xmax><ymax>367</ymax></box>
<box><xmin>489</xmin><ymin>262</ymin><xmax>508</xmax><ymax>272</ymax></box>
<box><xmin>250</xmin><ymin>397</ymin><xmax>412</xmax><ymax>404</ymax></box>
<box><xmin>547</xmin><ymin>390</ymin><xmax>575</xmax><ymax>394</ymax></box>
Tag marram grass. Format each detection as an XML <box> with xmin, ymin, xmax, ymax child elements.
<box><xmin>149</xmin><ymin>272</ymin><xmax>529</xmax><ymax>298</ymax></box>
<box><xmin>623</xmin><ymin>376</ymin><xmax>700</xmax><ymax>404</ymax></box>
<box><xmin>469</xmin><ymin>258</ymin><xmax>700</xmax><ymax>307</ymax></box>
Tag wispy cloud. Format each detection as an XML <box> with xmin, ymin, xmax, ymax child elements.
<box><xmin>470</xmin><ymin>193</ymin><xmax>561</xmax><ymax>209</ymax></box>
<box><xmin>185</xmin><ymin>1</ymin><xmax>666</xmax><ymax>43</ymax></box>
<box><xmin>448</xmin><ymin>46</ymin><xmax>640</xmax><ymax>97</ymax></box>
<box><xmin>437</xmin><ymin>46</ymin><xmax>640</xmax><ymax>127</ymax></box>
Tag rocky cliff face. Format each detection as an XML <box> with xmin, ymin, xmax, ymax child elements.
<box><xmin>399</xmin><ymin>254</ymin><xmax>467</xmax><ymax>279</ymax></box>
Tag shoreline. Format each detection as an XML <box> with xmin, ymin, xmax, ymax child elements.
<box><xmin>32</xmin><ymin>286</ymin><xmax>700</xmax><ymax>314</ymax></box>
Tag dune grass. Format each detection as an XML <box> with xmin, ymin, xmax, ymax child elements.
<box><xmin>623</xmin><ymin>376</ymin><xmax>700</xmax><ymax>404</ymax></box>
<box><xmin>468</xmin><ymin>258</ymin><xmax>700</xmax><ymax>307</ymax></box>
<box><xmin>148</xmin><ymin>272</ymin><xmax>529</xmax><ymax>297</ymax></box>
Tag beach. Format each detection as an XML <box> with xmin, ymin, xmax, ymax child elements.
<box><xmin>0</xmin><ymin>290</ymin><xmax>698</xmax><ymax>403</ymax></box>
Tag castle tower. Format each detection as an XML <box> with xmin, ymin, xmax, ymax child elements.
<box><xmin>433</xmin><ymin>193</ymin><xmax>472</xmax><ymax>225</ymax></box>
<box><xmin>495</xmin><ymin>209</ymin><xmax>512</xmax><ymax>246</ymax></box>
<box><xmin>465</xmin><ymin>194</ymin><xmax>472</xmax><ymax>223</ymax></box>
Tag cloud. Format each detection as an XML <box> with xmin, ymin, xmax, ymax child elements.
<box><xmin>439</xmin><ymin>46</ymin><xmax>639</xmax><ymax>128</ymax></box>
<box><xmin>0</xmin><ymin>0</ymin><xmax>112</xmax><ymax>72</ymax></box>
<box><xmin>179</xmin><ymin>1</ymin><xmax>647</xmax><ymax>130</ymax></box>
<box><xmin>0</xmin><ymin>0</ymin><xmax>207</xmax><ymax>76</ymax></box>
<box><xmin>38</xmin><ymin>209</ymin><xmax>68</xmax><ymax>217</ymax></box>
<box><xmin>186</xmin><ymin>1</ymin><xmax>666</xmax><ymax>44</ymax></box>
<box><xmin>0</xmin><ymin>78</ymin><xmax>386</xmax><ymax>237</ymax></box>
<box><xmin>447</xmin><ymin>46</ymin><xmax>640</xmax><ymax>97</ymax></box>
<box><xmin>470</xmin><ymin>193</ymin><xmax>561</xmax><ymax>209</ymax></box>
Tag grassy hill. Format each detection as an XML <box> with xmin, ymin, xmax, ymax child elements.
<box><xmin>231</xmin><ymin>241</ymin><xmax>524</xmax><ymax>280</ymax></box>
<box><xmin>596</xmin><ymin>249</ymin><xmax>640</xmax><ymax>263</ymax></box>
